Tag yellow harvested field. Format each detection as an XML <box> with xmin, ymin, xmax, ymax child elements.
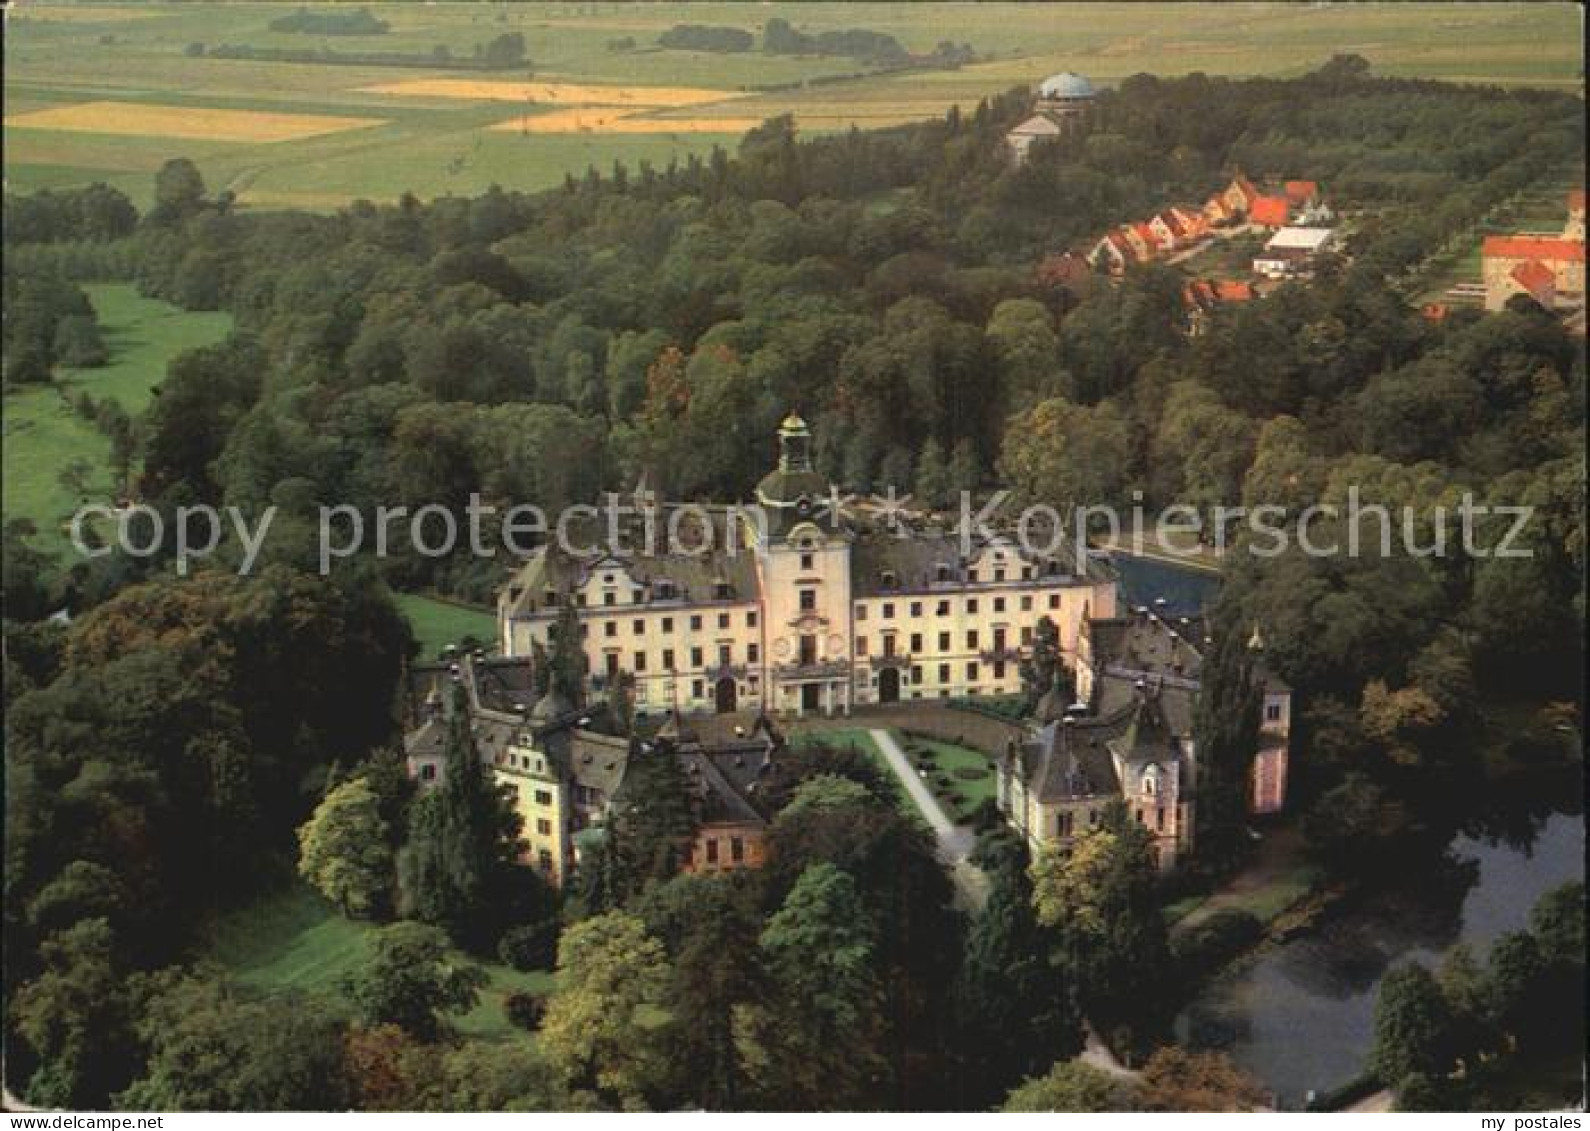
<box><xmin>358</xmin><ymin>78</ymin><xmax>741</xmax><ymax>109</ymax></box>
<box><xmin>489</xmin><ymin>109</ymin><xmax>764</xmax><ymax>135</ymax></box>
<box><xmin>4</xmin><ymin>101</ymin><xmax>388</xmax><ymax>143</ymax></box>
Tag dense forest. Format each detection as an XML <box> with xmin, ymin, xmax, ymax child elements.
<box><xmin>2</xmin><ymin>58</ymin><xmax>1584</xmax><ymax>1110</ymax></box>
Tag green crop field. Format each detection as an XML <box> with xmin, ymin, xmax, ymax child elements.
<box><xmin>1</xmin><ymin>283</ymin><xmax>232</xmax><ymax>562</ymax></box>
<box><xmin>208</xmin><ymin>883</ymin><xmax>554</xmax><ymax>1040</ymax></box>
<box><xmin>5</xmin><ymin>2</ymin><xmax>1580</xmax><ymax>211</ymax></box>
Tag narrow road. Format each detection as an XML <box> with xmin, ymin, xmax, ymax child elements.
<box><xmin>868</xmin><ymin>729</ymin><xmax>989</xmax><ymax>910</ymax></box>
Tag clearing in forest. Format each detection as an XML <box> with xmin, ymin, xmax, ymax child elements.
<box><xmin>4</xmin><ymin>101</ymin><xmax>388</xmax><ymax>143</ymax></box>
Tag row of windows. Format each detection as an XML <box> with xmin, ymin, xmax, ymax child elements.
<box><xmin>604</xmin><ymin>642</ymin><xmax>759</xmax><ymax>675</ymax></box>
<box><xmin>596</xmin><ymin>610</ymin><xmax>759</xmax><ymax>638</ymax></box>
<box><xmin>856</xmin><ymin>626</ymin><xmax>1026</xmax><ymax>656</ymax></box>
<box><xmin>695</xmin><ymin>836</ymin><xmax>748</xmax><ymax>865</ymax></box>
<box><xmin>857</xmin><ymin>592</ymin><xmax>1062</xmax><ymax>620</ymax></box>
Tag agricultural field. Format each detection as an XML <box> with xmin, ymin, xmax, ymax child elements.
<box><xmin>5</xmin><ymin>2</ymin><xmax>1580</xmax><ymax>211</ymax></box>
<box><xmin>1</xmin><ymin>283</ymin><xmax>232</xmax><ymax>562</ymax></box>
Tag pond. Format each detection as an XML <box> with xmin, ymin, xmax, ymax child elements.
<box><xmin>1177</xmin><ymin>807</ymin><xmax>1585</xmax><ymax>1109</ymax></box>
<box><xmin>1109</xmin><ymin>552</ymin><xmax>1221</xmax><ymax>616</ymax></box>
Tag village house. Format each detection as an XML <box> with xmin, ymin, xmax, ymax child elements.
<box><xmin>1006</xmin><ymin>71</ymin><xmax>1097</xmax><ymax>164</ymax></box>
<box><xmin>1253</xmin><ymin>226</ymin><xmax>1337</xmax><ymax>278</ymax></box>
<box><xmin>1480</xmin><ymin>195</ymin><xmax>1586</xmax><ymax>311</ymax></box>
<box><xmin>1183</xmin><ymin>278</ymin><xmax>1255</xmax><ymax>334</ymax></box>
<box><xmin>998</xmin><ymin>604</ymin><xmax>1291</xmax><ymax>870</ymax></box>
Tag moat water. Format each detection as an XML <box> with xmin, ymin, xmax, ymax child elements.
<box><xmin>1177</xmin><ymin>804</ymin><xmax>1585</xmax><ymax>1109</ymax></box>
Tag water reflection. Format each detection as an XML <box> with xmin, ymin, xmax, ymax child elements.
<box><xmin>1178</xmin><ymin>810</ymin><xmax>1584</xmax><ymax>1108</ymax></box>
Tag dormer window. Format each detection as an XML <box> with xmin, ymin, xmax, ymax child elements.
<box><xmin>655</xmin><ymin>579</ymin><xmax>676</xmax><ymax>600</ymax></box>
<box><xmin>714</xmin><ymin>580</ymin><xmax>731</xmax><ymax>600</ymax></box>
<box><xmin>881</xmin><ymin>569</ymin><xmax>898</xmax><ymax>589</ymax></box>
<box><xmin>935</xmin><ymin>563</ymin><xmax>951</xmax><ymax>583</ymax></box>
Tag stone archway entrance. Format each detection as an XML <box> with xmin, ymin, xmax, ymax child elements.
<box><xmin>801</xmin><ymin>683</ymin><xmax>822</xmax><ymax>714</ymax></box>
<box><xmin>878</xmin><ymin>667</ymin><xmax>901</xmax><ymax>704</ymax></box>
<box><xmin>715</xmin><ymin>676</ymin><xmax>738</xmax><ymax>714</ymax></box>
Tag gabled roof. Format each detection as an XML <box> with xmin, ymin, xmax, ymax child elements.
<box><xmin>1482</xmin><ymin>235</ymin><xmax>1584</xmax><ymax>262</ymax></box>
<box><xmin>1250</xmin><ymin>195</ymin><xmax>1291</xmax><ymax>227</ymax></box>
<box><xmin>1283</xmin><ymin>180</ymin><xmax>1319</xmax><ymax>206</ymax></box>
<box><xmin>1511</xmin><ymin>258</ymin><xmax>1557</xmax><ymax>294</ymax></box>
<box><xmin>1010</xmin><ymin>112</ymin><xmax>1065</xmax><ymax>137</ymax></box>
<box><xmin>1231</xmin><ymin>175</ymin><xmax>1260</xmax><ymax>207</ymax></box>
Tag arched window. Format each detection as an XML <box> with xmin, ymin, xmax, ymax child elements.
<box><xmin>1141</xmin><ymin>764</ymin><xmax>1160</xmax><ymax>797</ymax></box>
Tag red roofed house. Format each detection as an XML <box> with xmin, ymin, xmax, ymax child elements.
<box><xmin>1219</xmin><ymin>174</ymin><xmax>1261</xmax><ymax>214</ymax></box>
<box><xmin>1481</xmin><ymin>234</ymin><xmax>1585</xmax><ymax>311</ymax></box>
<box><xmin>1250</xmin><ymin>195</ymin><xmax>1291</xmax><ymax>228</ymax></box>
<box><xmin>1148</xmin><ymin>209</ymin><xmax>1189</xmax><ymax>251</ymax></box>
<box><xmin>1036</xmin><ymin>250</ymin><xmax>1095</xmax><ymax>291</ymax></box>
<box><xmin>1566</xmin><ymin>189</ymin><xmax>1585</xmax><ymax>241</ymax></box>
<box><xmin>1283</xmin><ymin>180</ymin><xmax>1320</xmax><ymax>208</ymax></box>
<box><xmin>1182</xmin><ymin>277</ymin><xmax>1254</xmax><ymax>335</ymax></box>
<box><xmin>1126</xmin><ymin>222</ymin><xmax>1158</xmax><ymax>260</ymax></box>
<box><xmin>1171</xmin><ymin>206</ymin><xmax>1208</xmax><ymax>240</ymax></box>
<box><xmin>1087</xmin><ymin>230</ymin><xmax>1135</xmax><ymax>276</ymax></box>
<box><xmin>1509</xmin><ymin>259</ymin><xmax>1558</xmax><ymax>308</ymax></box>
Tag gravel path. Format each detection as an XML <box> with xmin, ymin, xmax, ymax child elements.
<box><xmin>868</xmin><ymin>728</ymin><xmax>988</xmax><ymax>910</ymax></box>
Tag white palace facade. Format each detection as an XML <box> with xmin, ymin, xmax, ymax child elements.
<box><xmin>498</xmin><ymin>415</ymin><xmax>1119</xmax><ymax>718</ymax></box>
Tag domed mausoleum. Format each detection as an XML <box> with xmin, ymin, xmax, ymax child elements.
<box><xmin>1006</xmin><ymin>70</ymin><xmax>1097</xmax><ymax>165</ymax></box>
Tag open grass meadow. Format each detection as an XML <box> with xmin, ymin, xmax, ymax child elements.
<box><xmin>394</xmin><ymin>592</ymin><xmax>499</xmax><ymax>660</ymax></box>
<box><xmin>1</xmin><ymin>283</ymin><xmax>232</xmax><ymax>562</ymax></box>
<box><xmin>5</xmin><ymin>3</ymin><xmax>1580</xmax><ymax>211</ymax></box>
<box><xmin>208</xmin><ymin>882</ymin><xmax>555</xmax><ymax>1040</ymax></box>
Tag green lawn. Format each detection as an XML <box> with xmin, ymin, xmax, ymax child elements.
<box><xmin>791</xmin><ymin>726</ymin><xmax>912</xmax><ymax>812</ymax></box>
<box><xmin>1</xmin><ymin>283</ymin><xmax>231</xmax><ymax>563</ymax></box>
<box><xmin>896</xmin><ymin>732</ymin><xmax>997</xmax><ymax>824</ymax></box>
<box><xmin>209</xmin><ymin>883</ymin><xmax>554</xmax><ymax>1040</ymax></box>
<box><xmin>394</xmin><ymin>592</ymin><xmax>498</xmax><ymax>660</ymax></box>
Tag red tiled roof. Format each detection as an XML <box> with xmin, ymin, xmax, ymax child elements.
<box><xmin>1483</xmin><ymin>235</ymin><xmax>1585</xmax><ymax>262</ymax></box>
<box><xmin>1156</xmin><ymin>210</ymin><xmax>1187</xmax><ymax>237</ymax></box>
<box><xmin>1250</xmin><ymin>195</ymin><xmax>1291</xmax><ymax>227</ymax></box>
<box><xmin>1283</xmin><ymin>180</ymin><xmax>1319</xmax><ymax>206</ymax></box>
<box><xmin>1215</xmin><ymin>280</ymin><xmax>1254</xmax><ymax>302</ymax></box>
<box><xmin>1511</xmin><ymin>259</ymin><xmax>1556</xmax><ymax>293</ymax></box>
<box><xmin>1421</xmin><ymin>302</ymin><xmax>1449</xmax><ymax>321</ymax></box>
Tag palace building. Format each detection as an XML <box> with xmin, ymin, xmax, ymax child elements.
<box><xmin>998</xmin><ymin>603</ymin><xmax>1291</xmax><ymax>869</ymax></box>
<box><xmin>497</xmin><ymin>414</ymin><xmax>1119</xmax><ymax>719</ymax></box>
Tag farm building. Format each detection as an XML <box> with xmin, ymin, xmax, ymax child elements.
<box><xmin>1481</xmin><ymin>233</ymin><xmax>1585</xmax><ymax>311</ymax></box>
<box><xmin>1253</xmin><ymin>226</ymin><xmax>1337</xmax><ymax>278</ymax></box>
